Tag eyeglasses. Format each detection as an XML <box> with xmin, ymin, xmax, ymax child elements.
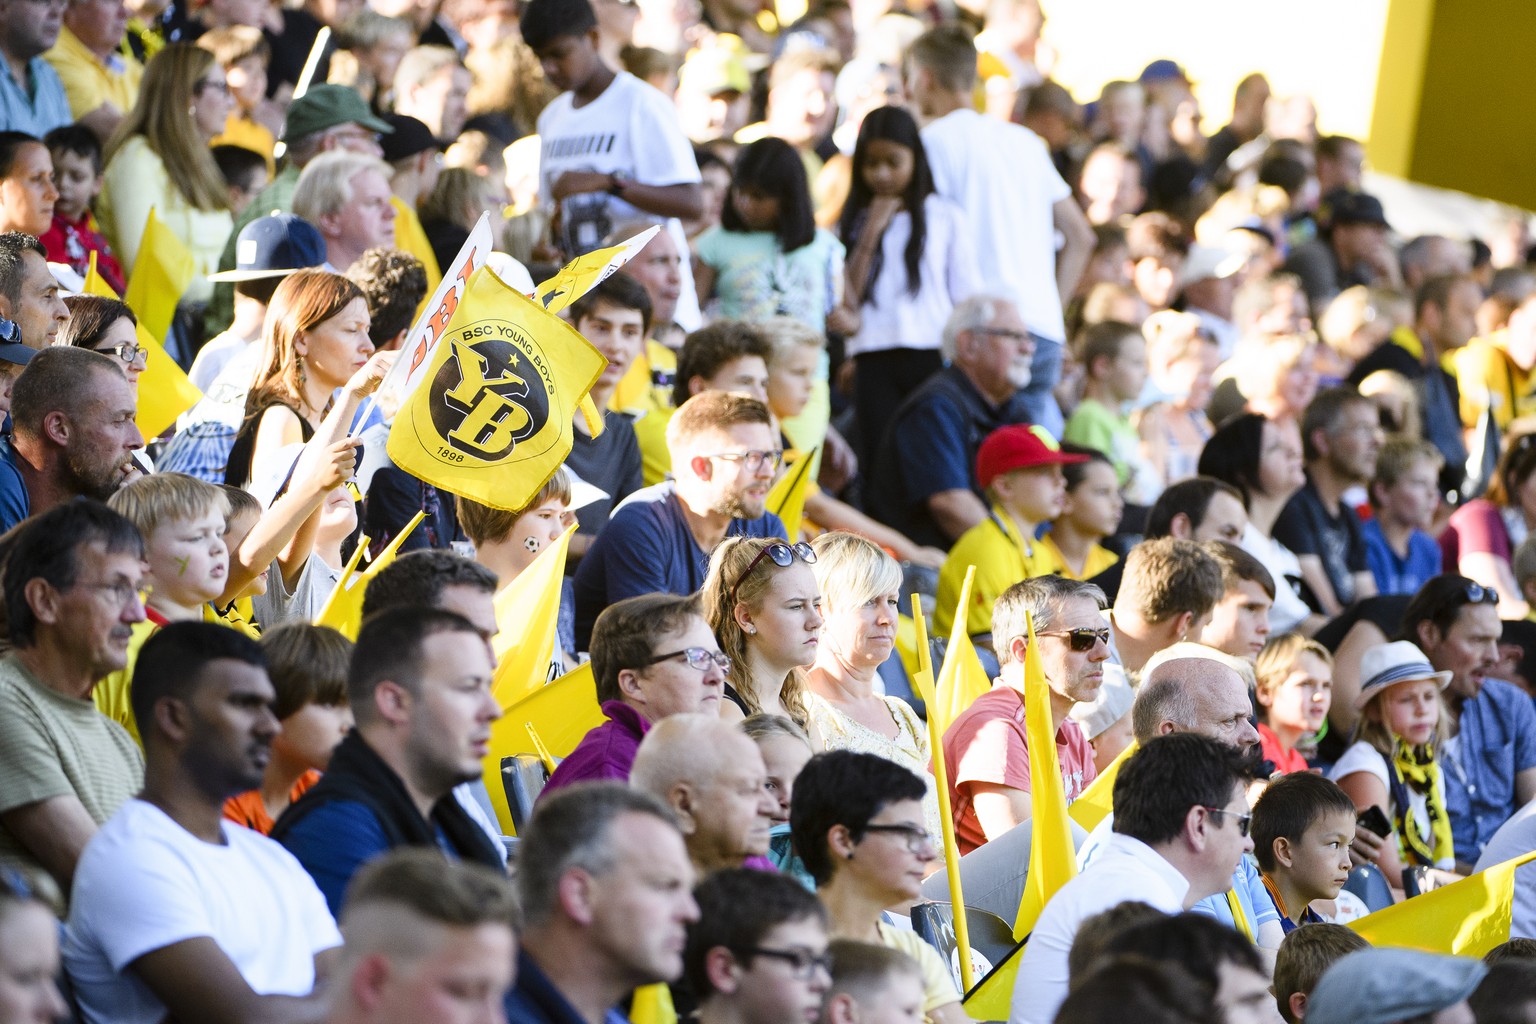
<box><xmin>730</xmin><ymin>540</ymin><xmax>816</xmax><ymax>601</ymax></box>
<box><xmin>861</xmin><ymin>823</ymin><xmax>939</xmax><ymax>854</ymax></box>
<box><xmin>71</xmin><ymin>578</ymin><xmax>144</xmax><ymax>608</ymax></box>
<box><xmin>1202</xmin><ymin>807</ymin><xmax>1252</xmax><ymax>837</ymax></box>
<box><xmin>704</xmin><ymin>449</ymin><xmax>784</xmax><ymax>473</ymax></box>
<box><xmin>97</xmin><ymin>341</ymin><xmax>147</xmax><ymax>366</ymax></box>
<box><xmin>194</xmin><ymin>78</ymin><xmax>231</xmax><ymax>96</ymax></box>
<box><xmin>330</xmin><ymin>127</ymin><xmax>383</xmax><ymax>147</ymax></box>
<box><xmin>738</xmin><ymin>947</ymin><xmax>834</xmax><ymax>980</ymax></box>
<box><xmin>1036</xmin><ymin>627</ymin><xmax>1111</xmax><ymax>652</ymax></box>
<box><xmin>639</xmin><ymin>647</ymin><xmax>732</xmax><ymax>673</ymax></box>
<box><xmin>974</xmin><ymin>327</ymin><xmax>1032</xmax><ymax>344</ymax></box>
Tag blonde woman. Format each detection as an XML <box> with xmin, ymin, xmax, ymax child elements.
<box><xmin>703</xmin><ymin>537</ymin><xmax>823</xmax><ymax>737</ymax></box>
<box><xmin>99</xmin><ymin>43</ymin><xmax>235</xmax><ymax>302</ymax></box>
<box><xmin>805</xmin><ymin>531</ymin><xmax>942</xmax><ymax>838</ymax></box>
<box><xmin>1239</xmin><ymin>331</ymin><xmax>1321</xmax><ymax>424</ymax></box>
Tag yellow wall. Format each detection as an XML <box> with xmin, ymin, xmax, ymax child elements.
<box><xmin>1041</xmin><ymin>1</ymin><xmax>1390</xmax><ymax>141</ymax></box>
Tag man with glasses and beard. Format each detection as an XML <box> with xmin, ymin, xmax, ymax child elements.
<box><xmin>940</xmin><ymin>576</ymin><xmax>1110</xmax><ymax>854</ymax></box>
<box><xmin>573</xmin><ymin>390</ymin><xmax>787</xmax><ymax>650</ymax></box>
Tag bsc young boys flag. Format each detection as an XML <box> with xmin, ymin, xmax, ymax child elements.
<box><xmin>387</xmin><ymin>265</ymin><xmax>607</xmax><ymax>511</ymax></box>
<box><xmin>84</xmin><ymin>252</ymin><xmax>202</xmax><ymax>438</ymax></box>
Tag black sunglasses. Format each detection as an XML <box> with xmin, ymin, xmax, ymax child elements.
<box><xmin>1035</xmin><ymin>626</ymin><xmax>1111</xmax><ymax>652</ymax></box>
<box><xmin>1455</xmin><ymin>582</ymin><xmax>1498</xmax><ymax>607</ymax></box>
<box><xmin>730</xmin><ymin>541</ymin><xmax>816</xmax><ymax>601</ymax></box>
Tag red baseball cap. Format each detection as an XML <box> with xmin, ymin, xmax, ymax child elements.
<box><xmin>975</xmin><ymin>425</ymin><xmax>1088</xmax><ymax>489</ymax></box>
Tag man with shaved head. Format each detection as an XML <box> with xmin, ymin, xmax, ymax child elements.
<box><xmin>629</xmin><ymin>714</ymin><xmax>777</xmax><ymax>874</ymax></box>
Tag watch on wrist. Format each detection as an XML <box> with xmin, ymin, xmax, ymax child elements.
<box><xmin>607</xmin><ymin>172</ymin><xmax>627</xmax><ymax>196</ymax></box>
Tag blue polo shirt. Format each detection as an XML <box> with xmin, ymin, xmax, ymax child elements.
<box><xmin>1361</xmin><ymin>519</ymin><xmax>1441</xmax><ymax>596</ymax></box>
<box><xmin>0</xmin><ymin>451</ymin><xmax>27</xmax><ymax>531</ymax></box>
<box><xmin>863</xmin><ymin>366</ymin><xmax>1032</xmax><ymax>549</ymax></box>
<box><xmin>571</xmin><ymin>481</ymin><xmax>786</xmax><ymax>650</ymax></box>
<box><xmin>0</xmin><ymin>57</ymin><xmax>70</xmax><ymax>136</ymax></box>
<box><xmin>1443</xmin><ymin>678</ymin><xmax>1536</xmax><ymax>864</ymax></box>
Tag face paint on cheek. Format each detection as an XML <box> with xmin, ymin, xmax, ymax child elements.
<box><xmin>175</xmin><ymin>556</ymin><xmax>190</xmax><ymax>576</ymax></box>
<box><xmin>524</xmin><ymin>537</ymin><xmax>541</xmax><ymax>553</ymax></box>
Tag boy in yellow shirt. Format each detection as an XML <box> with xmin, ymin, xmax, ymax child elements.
<box><xmin>935</xmin><ymin>425</ymin><xmax>1086</xmax><ymax>635</ymax></box>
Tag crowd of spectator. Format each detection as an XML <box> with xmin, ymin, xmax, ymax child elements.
<box><xmin>3</xmin><ymin>0</ymin><xmax>1536</xmax><ymax>1022</ymax></box>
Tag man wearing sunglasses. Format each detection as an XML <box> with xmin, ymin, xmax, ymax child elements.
<box><xmin>1013</xmin><ymin>733</ymin><xmax>1254</xmax><ymax>1024</ymax></box>
<box><xmin>941</xmin><ymin>575</ymin><xmax>1109</xmax><ymax>854</ymax></box>
<box><xmin>573</xmin><ymin>390</ymin><xmax>787</xmax><ymax>651</ymax></box>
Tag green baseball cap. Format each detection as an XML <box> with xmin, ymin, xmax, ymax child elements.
<box><xmin>281</xmin><ymin>84</ymin><xmax>394</xmax><ymax>143</ymax></box>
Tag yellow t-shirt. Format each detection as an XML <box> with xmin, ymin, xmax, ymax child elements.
<box><xmin>876</xmin><ymin>920</ymin><xmax>962</xmax><ymax>1015</ymax></box>
<box><xmin>44</xmin><ymin>26</ymin><xmax>143</xmax><ymax>120</ymax></box>
<box><xmin>92</xmin><ymin>617</ymin><xmax>159</xmax><ymax>747</ymax></box>
<box><xmin>633</xmin><ymin>405</ymin><xmax>675</xmax><ymax>487</ymax></box>
<box><xmin>1036</xmin><ymin>534</ymin><xmax>1118</xmax><ymax>581</ymax></box>
<box><xmin>609</xmin><ymin>338</ymin><xmax>677</xmax><ymax>417</ymax></box>
<box><xmin>212</xmin><ymin>114</ymin><xmax>277</xmax><ymax>176</ymax></box>
<box><xmin>936</xmin><ymin>506</ymin><xmax>1064</xmax><ymax>636</ymax></box>
<box><xmin>1452</xmin><ymin>331</ymin><xmax>1536</xmax><ymax>430</ymax></box>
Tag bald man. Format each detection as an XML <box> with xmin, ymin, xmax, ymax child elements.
<box><xmin>1130</xmin><ymin>642</ymin><xmax>1261</xmax><ymax>754</ymax></box>
<box><xmin>629</xmin><ymin>715</ymin><xmax>777</xmax><ymax>874</ymax></box>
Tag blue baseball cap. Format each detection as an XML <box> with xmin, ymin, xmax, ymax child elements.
<box><xmin>208</xmin><ymin>214</ymin><xmax>327</xmax><ymax>283</ymax></box>
<box><xmin>0</xmin><ymin>317</ymin><xmax>33</xmax><ymax>365</ymax></box>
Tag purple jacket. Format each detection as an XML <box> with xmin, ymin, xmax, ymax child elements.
<box><xmin>540</xmin><ymin>700</ymin><xmax>650</xmax><ymax>797</ymax></box>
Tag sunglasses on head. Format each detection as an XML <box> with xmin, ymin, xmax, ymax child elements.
<box><xmin>730</xmin><ymin>541</ymin><xmax>816</xmax><ymax>602</ymax></box>
<box><xmin>1035</xmin><ymin>626</ymin><xmax>1111</xmax><ymax>652</ymax></box>
<box><xmin>1454</xmin><ymin>582</ymin><xmax>1498</xmax><ymax>607</ymax></box>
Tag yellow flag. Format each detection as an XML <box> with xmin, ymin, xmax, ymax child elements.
<box><xmin>491</xmin><ymin>524</ymin><xmax>574</xmax><ymax>706</ymax></box>
<box><xmin>533</xmin><ymin>227</ymin><xmax>660</xmax><ymax>317</ymax></box>
<box><xmin>123</xmin><ymin>207</ymin><xmax>196</xmax><ymax>345</ymax></box>
<box><xmin>1350</xmin><ymin>850</ymin><xmax>1536</xmax><ymax>956</ymax></box>
<box><xmin>931</xmin><ymin>566</ymin><xmax>992</xmax><ymax>740</ymax></box>
<box><xmin>482</xmin><ymin>661</ymin><xmax>604</xmax><ymax>833</ymax></box>
<box><xmin>84</xmin><ymin>252</ymin><xmax>202</xmax><ymax>438</ymax></box>
<box><xmin>1013</xmin><ymin>610</ymin><xmax>1078</xmax><ymax>940</ymax></box>
<box><xmin>767</xmin><ymin>447</ymin><xmax>817</xmax><ymax>543</ymax></box>
<box><xmin>387</xmin><ymin>266</ymin><xmax>607</xmax><ymax>511</ymax></box>
<box><xmin>630</xmin><ymin>985</ymin><xmax>677</xmax><ymax>1024</ymax></box>
<box><xmin>911</xmin><ymin>595</ymin><xmax>977</xmax><ymax>993</ymax></box>
<box><xmin>312</xmin><ymin>512</ymin><xmax>426</xmax><ymax>639</ymax></box>
<box><xmin>962</xmin><ymin>943</ymin><xmax>1025</xmax><ymax>1020</ymax></box>
<box><xmin>1068</xmin><ymin>741</ymin><xmax>1136</xmax><ymax>831</ymax></box>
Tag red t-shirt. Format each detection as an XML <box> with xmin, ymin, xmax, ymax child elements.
<box><xmin>941</xmin><ymin>685</ymin><xmax>1097</xmax><ymax>854</ymax></box>
<box><xmin>1258</xmin><ymin>723</ymin><xmax>1310</xmax><ymax>776</ymax></box>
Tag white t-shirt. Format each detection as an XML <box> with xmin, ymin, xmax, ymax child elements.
<box><xmin>536</xmin><ymin>70</ymin><xmax>703</xmax><ymax>328</ymax></box>
<box><xmin>1239</xmin><ymin>522</ymin><xmax>1313</xmax><ymax>634</ymax></box>
<box><xmin>920</xmin><ymin>109</ymin><xmax>1070</xmax><ymax>344</ymax></box>
<box><xmin>847</xmin><ymin>194</ymin><xmax>979</xmax><ymax>358</ymax></box>
<box><xmin>64</xmin><ymin>799</ymin><xmax>341</xmax><ymax>1024</ymax></box>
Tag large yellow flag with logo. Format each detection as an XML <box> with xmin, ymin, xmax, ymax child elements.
<box><xmin>311</xmin><ymin>512</ymin><xmax>426</xmax><ymax>639</ymax></box>
<box><xmin>482</xmin><ymin>661</ymin><xmax>605</xmax><ymax>832</ymax></box>
<box><xmin>124</xmin><ymin>207</ymin><xmax>196</xmax><ymax>345</ymax></box>
<box><xmin>1350</xmin><ymin>850</ymin><xmax>1536</xmax><ymax>956</ymax></box>
<box><xmin>1014</xmin><ymin>610</ymin><xmax>1078</xmax><ymax>940</ymax></box>
<box><xmin>767</xmin><ymin>447</ymin><xmax>817</xmax><ymax>543</ymax></box>
<box><xmin>491</xmin><ymin>524</ymin><xmax>574</xmax><ymax>705</ymax></box>
<box><xmin>387</xmin><ymin>266</ymin><xmax>607</xmax><ymax>511</ymax></box>
<box><xmin>931</xmin><ymin>566</ymin><xmax>992</xmax><ymax>740</ymax></box>
<box><xmin>84</xmin><ymin>252</ymin><xmax>201</xmax><ymax>438</ymax></box>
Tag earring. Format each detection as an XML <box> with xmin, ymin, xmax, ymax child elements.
<box><xmin>746</xmin><ymin>626</ymin><xmax>757</xmax><ymax>635</ymax></box>
<box><xmin>296</xmin><ymin>355</ymin><xmax>307</xmax><ymax>391</ymax></box>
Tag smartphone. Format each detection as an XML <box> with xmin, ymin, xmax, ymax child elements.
<box><xmin>1357</xmin><ymin>805</ymin><xmax>1392</xmax><ymax>839</ymax></box>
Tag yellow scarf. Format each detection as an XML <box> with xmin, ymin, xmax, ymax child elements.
<box><xmin>1390</xmin><ymin>740</ymin><xmax>1454</xmax><ymax>867</ymax></box>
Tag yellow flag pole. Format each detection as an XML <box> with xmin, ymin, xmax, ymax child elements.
<box><xmin>912</xmin><ymin>594</ymin><xmax>975</xmax><ymax>992</ymax></box>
